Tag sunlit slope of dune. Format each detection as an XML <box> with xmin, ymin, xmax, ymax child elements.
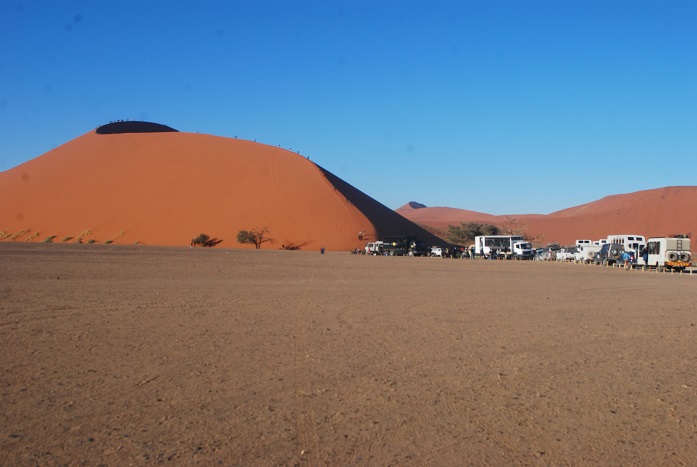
<box><xmin>1</xmin><ymin>126</ymin><xmax>438</xmax><ymax>249</ymax></box>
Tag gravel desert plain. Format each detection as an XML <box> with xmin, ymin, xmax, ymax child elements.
<box><xmin>2</xmin><ymin>242</ymin><xmax>697</xmax><ymax>465</ymax></box>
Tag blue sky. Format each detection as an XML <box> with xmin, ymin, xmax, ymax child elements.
<box><xmin>1</xmin><ymin>1</ymin><xmax>695</xmax><ymax>214</ymax></box>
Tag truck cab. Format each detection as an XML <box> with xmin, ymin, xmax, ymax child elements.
<box><xmin>512</xmin><ymin>240</ymin><xmax>534</xmax><ymax>259</ymax></box>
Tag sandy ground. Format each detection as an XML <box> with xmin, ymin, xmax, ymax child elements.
<box><xmin>2</xmin><ymin>243</ymin><xmax>697</xmax><ymax>465</ymax></box>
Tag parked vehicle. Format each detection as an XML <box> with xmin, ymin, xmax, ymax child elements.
<box><xmin>555</xmin><ymin>247</ymin><xmax>578</xmax><ymax>262</ymax></box>
<box><xmin>511</xmin><ymin>240</ymin><xmax>535</xmax><ymax>259</ymax></box>
<box><xmin>645</xmin><ymin>237</ymin><xmax>691</xmax><ymax>271</ymax></box>
<box><xmin>533</xmin><ymin>248</ymin><xmax>550</xmax><ymax>261</ymax></box>
<box><xmin>606</xmin><ymin>234</ymin><xmax>646</xmax><ymax>264</ymax></box>
<box><xmin>430</xmin><ymin>246</ymin><xmax>444</xmax><ymax>257</ymax></box>
<box><xmin>474</xmin><ymin>235</ymin><xmax>525</xmax><ymax>259</ymax></box>
<box><xmin>364</xmin><ymin>241</ymin><xmax>384</xmax><ymax>255</ymax></box>
<box><xmin>575</xmin><ymin>239</ymin><xmax>593</xmax><ymax>248</ymax></box>
<box><xmin>593</xmin><ymin>243</ymin><xmax>625</xmax><ymax>266</ymax></box>
<box><xmin>574</xmin><ymin>244</ymin><xmax>602</xmax><ymax>263</ymax></box>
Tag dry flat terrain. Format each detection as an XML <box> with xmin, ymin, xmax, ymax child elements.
<box><xmin>2</xmin><ymin>243</ymin><xmax>697</xmax><ymax>465</ymax></box>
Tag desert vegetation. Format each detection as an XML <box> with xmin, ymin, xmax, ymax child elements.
<box><xmin>280</xmin><ymin>241</ymin><xmax>310</xmax><ymax>250</ymax></box>
<box><xmin>75</xmin><ymin>230</ymin><xmax>92</xmax><ymax>244</ymax></box>
<box><xmin>104</xmin><ymin>230</ymin><xmax>125</xmax><ymax>244</ymax></box>
<box><xmin>447</xmin><ymin>222</ymin><xmax>500</xmax><ymax>246</ymax></box>
<box><xmin>237</xmin><ymin>227</ymin><xmax>273</xmax><ymax>249</ymax></box>
<box><xmin>191</xmin><ymin>233</ymin><xmax>222</xmax><ymax>247</ymax></box>
<box><xmin>9</xmin><ymin>229</ymin><xmax>30</xmax><ymax>241</ymax></box>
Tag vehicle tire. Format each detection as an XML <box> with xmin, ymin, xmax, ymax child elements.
<box><xmin>680</xmin><ymin>253</ymin><xmax>690</xmax><ymax>262</ymax></box>
<box><xmin>668</xmin><ymin>252</ymin><xmax>679</xmax><ymax>262</ymax></box>
<box><xmin>610</xmin><ymin>249</ymin><xmax>618</xmax><ymax>256</ymax></box>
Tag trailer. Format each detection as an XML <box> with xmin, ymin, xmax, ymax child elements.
<box><xmin>644</xmin><ymin>237</ymin><xmax>691</xmax><ymax>271</ymax></box>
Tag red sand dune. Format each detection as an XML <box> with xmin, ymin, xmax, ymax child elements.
<box><xmin>0</xmin><ymin>123</ymin><xmax>442</xmax><ymax>250</ymax></box>
<box><xmin>396</xmin><ymin>186</ymin><xmax>697</xmax><ymax>245</ymax></box>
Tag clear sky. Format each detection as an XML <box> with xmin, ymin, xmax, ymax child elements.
<box><xmin>1</xmin><ymin>1</ymin><xmax>695</xmax><ymax>214</ymax></box>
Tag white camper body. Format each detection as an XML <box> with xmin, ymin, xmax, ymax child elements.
<box><xmin>474</xmin><ymin>235</ymin><xmax>525</xmax><ymax>259</ymax></box>
<box><xmin>606</xmin><ymin>234</ymin><xmax>646</xmax><ymax>265</ymax></box>
<box><xmin>645</xmin><ymin>237</ymin><xmax>691</xmax><ymax>271</ymax></box>
<box><xmin>575</xmin><ymin>239</ymin><xmax>592</xmax><ymax>248</ymax></box>
<box><xmin>364</xmin><ymin>241</ymin><xmax>384</xmax><ymax>255</ymax></box>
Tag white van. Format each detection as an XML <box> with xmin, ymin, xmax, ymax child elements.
<box><xmin>364</xmin><ymin>241</ymin><xmax>384</xmax><ymax>255</ymax></box>
<box><xmin>645</xmin><ymin>237</ymin><xmax>691</xmax><ymax>271</ymax></box>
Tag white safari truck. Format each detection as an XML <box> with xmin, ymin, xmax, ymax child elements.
<box><xmin>474</xmin><ymin>235</ymin><xmax>533</xmax><ymax>259</ymax></box>
<box><xmin>364</xmin><ymin>241</ymin><xmax>384</xmax><ymax>255</ymax></box>
<box><xmin>645</xmin><ymin>237</ymin><xmax>691</xmax><ymax>271</ymax></box>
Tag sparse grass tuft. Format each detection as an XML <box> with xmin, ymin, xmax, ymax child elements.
<box><xmin>25</xmin><ymin>232</ymin><xmax>40</xmax><ymax>241</ymax></box>
<box><xmin>75</xmin><ymin>229</ymin><xmax>92</xmax><ymax>244</ymax></box>
<box><xmin>105</xmin><ymin>230</ymin><xmax>125</xmax><ymax>244</ymax></box>
<box><xmin>10</xmin><ymin>229</ymin><xmax>30</xmax><ymax>241</ymax></box>
<box><xmin>0</xmin><ymin>231</ymin><xmax>11</xmax><ymax>240</ymax></box>
<box><xmin>43</xmin><ymin>235</ymin><xmax>57</xmax><ymax>243</ymax></box>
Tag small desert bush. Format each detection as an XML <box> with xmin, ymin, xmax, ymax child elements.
<box><xmin>87</xmin><ymin>239</ymin><xmax>96</xmax><ymax>244</ymax></box>
<box><xmin>61</xmin><ymin>236</ymin><xmax>73</xmax><ymax>242</ymax></box>
<box><xmin>43</xmin><ymin>235</ymin><xmax>57</xmax><ymax>243</ymax></box>
<box><xmin>191</xmin><ymin>233</ymin><xmax>221</xmax><ymax>247</ymax></box>
<box><xmin>104</xmin><ymin>240</ymin><xmax>113</xmax><ymax>244</ymax></box>
<box><xmin>75</xmin><ymin>229</ymin><xmax>92</xmax><ymax>244</ymax></box>
<box><xmin>282</xmin><ymin>241</ymin><xmax>310</xmax><ymax>250</ymax></box>
<box><xmin>10</xmin><ymin>229</ymin><xmax>30</xmax><ymax>241</ymax></box>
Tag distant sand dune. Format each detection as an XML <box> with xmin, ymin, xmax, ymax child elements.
<box><xmin>397</xmin><ymin>186</ymin><xmax>697</xmax><ymax>245</ymax></box>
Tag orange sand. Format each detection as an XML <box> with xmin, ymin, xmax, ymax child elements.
<box><xmin>1</xmin><ymin>131</ymin><xmax>373</xmax><ymax>250</ymax></box>
<box><xmin>397</xmin><ymin>186</ymin><xmax>697</xmax><ymax>245</ymax></box>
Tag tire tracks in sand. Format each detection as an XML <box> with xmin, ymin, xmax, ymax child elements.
<box><xmin>293</xmin><ymin>268</ymin><xmax>322</xmax><ymax>465</ymax></box>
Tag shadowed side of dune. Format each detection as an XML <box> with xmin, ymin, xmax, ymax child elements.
<box><xmin>317</xmin><ymin>166</ymin><xmax>447</xmax><ymax>246</ymax></box>
<box><xmin>96</xmin><ymin>121</ymin><xmax>178</xmax><ymax>134</ymax></box>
